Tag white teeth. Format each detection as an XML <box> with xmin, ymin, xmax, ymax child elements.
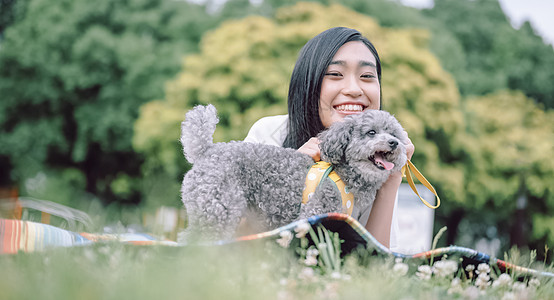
<box><xmin>334</xmin><ymin>104</ymin><xmax>364</xmax><ymax>112</ymax></box>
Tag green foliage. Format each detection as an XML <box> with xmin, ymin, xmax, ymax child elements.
<box><xmin>0</xmin><ymin>0</ymin><xmax>30</xmax><ymax>34</ymax></box>
<box><xmin>20</xmin><ymin>168</ymin><xmax>87</xmax><ymax>208</ymax></box>
<box><xmin>465</xmin><ymin>91</ymin><xmax>553</xmax><ymax>206</ymax></box>
<box><xmin>423</xmin><ymin>0</ymin><xmax>554</xmax><ymax>109</ymax></box>
<box><xmin>0</xmin><ymin>0</ymin><xmax>216</xmax><ymax>204</ymax></box>
<box><xmin>463</xmin><ymin>91</ymin><xmax>554</xmax><ymax>245</ymax></box>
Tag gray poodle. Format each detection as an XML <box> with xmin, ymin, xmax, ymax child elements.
<box><xmin>180</xmin><ymin>105</ymin><xmax>407</xmax><ymax>241</ymax></box>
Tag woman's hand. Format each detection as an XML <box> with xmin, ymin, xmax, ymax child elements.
<box><xmin>297</xmin><ymin>137</ymin><xmax>321</xmax><ymax>161</ymax></box>
<box><xmin>402</xmin><ymin>130</ymin><xmax>415</xmax><ymax>161</ymax></box>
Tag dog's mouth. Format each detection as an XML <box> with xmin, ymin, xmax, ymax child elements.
<box><xmin>369</xmin><ymin>151</ymin><xmax>395</xmax><ymax>171</ymax></box>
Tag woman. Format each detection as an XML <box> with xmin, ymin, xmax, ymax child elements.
<box><xmin>244</xmin><ymin>27</ymin><xmax>414</xmax><ymax>249</ymax></box>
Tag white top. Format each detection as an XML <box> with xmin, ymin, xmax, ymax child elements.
<box><xmin>244</xmin><ymin>115</ymin><xmax>400</xmax><ymax>250</ymax></box>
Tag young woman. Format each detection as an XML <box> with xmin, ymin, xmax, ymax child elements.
<box><xmin>244</xmin><ymin>27</ymin><xmax>414</xmax><ymax>249</ymax></box>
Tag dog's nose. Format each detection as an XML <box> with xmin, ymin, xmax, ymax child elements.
<box><xmin>388</xmin><ymin>140</ymin><xmax>398</xmax><ymax>150</ymax></box>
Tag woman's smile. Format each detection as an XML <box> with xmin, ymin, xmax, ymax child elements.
<box><xmin>334</xmin><ymin>104</ymin><xmax>366</xmax><ymax>112</ymax></box>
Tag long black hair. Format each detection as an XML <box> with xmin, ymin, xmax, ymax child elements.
<box><xmin>282</xmin><ymin>27</ymin><xmax>382</xmax><ymax>149</ymax></box>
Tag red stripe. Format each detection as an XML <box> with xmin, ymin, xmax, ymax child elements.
<box><xmin>0</xmin><ymin>219</ymin><xmax>4</xmax><ymax>253</ymax></box>
<box><xmin>12</xmin><ymin>219</ymin><xmax>21</xmax><ymax>254</ymax></box>
<box><xmin>2</xmin><ymin>219</ymin><xmax>16</xmax><ymax>254</ymax></box>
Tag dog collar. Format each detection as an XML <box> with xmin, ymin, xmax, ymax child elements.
<box><xmin>302</xmin><ymin>161</ymin><xmax>354</xmax><ymax>215</ymax></box>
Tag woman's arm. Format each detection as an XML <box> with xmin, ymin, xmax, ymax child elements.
<box><xmin>365</xmin><ymin>172</ymin><xmax>402</xmax><ymax>247</ymax></box>
<box><xmin>365</xmin><ymin>130</ymin><xmax>414</xmax><ymax>248</ymax></box>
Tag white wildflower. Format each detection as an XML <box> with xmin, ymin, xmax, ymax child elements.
<box><xmin>451</xmin><ymin>277</ymin><xmax>462</xmax><ymax>286</ymax></box>
<box><xmin>304</xmin><ymin>248</ymin><xmax>319</xmax><ymax>266</ymax></box>
<box><xmin>307</xmin><ymin>248</ymin><xmax>319</xmax><ymax>258</ymax></box>
<box><xmin>463</xmin><ymin>286</ymin><xmax>480</xmax><ymax>300</ymax></box>
<box><xmin>501</xmin><ymin>291</ymin><xmax>515</xmax><ymax>300</ymax></box>
<box><xmin>416</xmin><ymin>265</ymin><xmax>433</xmax><ymax>280</ymax></box>
<box><xmin>475</xmin><ymin>272</ymin><xmax>491</xmax><ymax>290</ymax></box>
<box><xmin>294</xmin><ymin>221</ymin><xmax>311</xmax><ymax>238</ymax></box>
<box><xmin>528</xmin><ymin>278</ymin><xmax>540</xmax><ymax>288</ymax></box>
<box><xmin>492</xmin><ymin>273</ymin><xmax>512</xmax><ymax>288</ymax></box>
<box><xmin>304</xmin><ymin>255</ymin><xmax>318</xmax><ymax>266</ymax></box>
<box><xmin>298</xmin><ymin>267</ymin><xmax>315</xmax><ymax>281</ymax></box>
<box><xmin>392</xmin><ymin>261</ymin><xmax>409</xmax><ymax>276</ymax></box>
<box><xmin>279</xmin><ymin>278</ymin><xmax>288</xmax><ymax>286</ymax></box>
<box><xmin>276</xmin><ymin>231</ymin><xmax>293</xmax><ymax>248</ymax></box>
<box><xmin>433</xmin><ymin>259</ymin><xmax>458</xmax><ymax>277</ymax></box>
<box><xmin>465</xmin><ymin>264</ymin><xmax>475</xmax><ymax>279</ymax></box>
<box><xmin>476</xmin><ymin>263</ymin><xmax>490</xmax><ymax>275</ymax></box>
<box><xmin>447</xmin><ymin>278</ymin><xmax>463</xmax><ymax>295</ymax></box>
<box><xmin>512</xmin><ymin>281</ymin><xmax>527</xmax><ymax>292</ymax></box>
<box><xmin>330</xmin><ymin>271</ymin><xmax>341</xmax><ymax>279</ymax></box>
<box><xmin>511</xmin><ymin>281</ymin><xmax>530</xmax><ymax>299</ymax></box>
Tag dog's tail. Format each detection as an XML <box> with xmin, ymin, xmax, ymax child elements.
<box><xmin>180</xmin><ymin>104</ymin><xmax>218</xmax><ymax>164</ymax></box>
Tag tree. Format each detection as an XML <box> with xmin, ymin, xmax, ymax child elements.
<box><xmin>423</xmin><ymin>0</ymin><xmax>554</xmax><ymax>109</ymax></box>
<box><xmin>0</xmin><ymin>0</ymin><xmax>216</xmax><ymax>204</ymax></box>
<box><xmin>463</xmin><ymin>91</ymin><xmax>554</xmax><ymax>248</ymax></box>
<box><xmin>0</xmin><ymin>0</ymin><xmax>30</xmax><ymax>35</ymax></box>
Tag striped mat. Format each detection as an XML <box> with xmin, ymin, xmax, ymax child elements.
<box><xmin>0</xmin><ymin>218</ymin><xmax>176</xmax><ymax>254</ymax></box>
<box><xmin>1</xmin><ymin>214</ymin><xmax>553</xmax><ymax>278</ymax></box>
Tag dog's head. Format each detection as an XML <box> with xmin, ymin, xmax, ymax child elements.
<box><xmin>319</xmin><ymin>110</ymin><xmax>408</xmax><ymax>183</ymax></box>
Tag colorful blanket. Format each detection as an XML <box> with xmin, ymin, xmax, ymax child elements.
<box><xmin>1</xmin><ymin>214</ymin><xmax>553</xmax><ymax>278</ymax></box>
<box><xmin>0</xmin><ymin>218</ymin><xmax>176</xmax><ymax>254</ymax></box>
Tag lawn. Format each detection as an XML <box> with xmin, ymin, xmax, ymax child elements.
<box><xmin>1</xmin><ymin>221</ymin><xmax>553</xmax><ymax>300</ymax></box>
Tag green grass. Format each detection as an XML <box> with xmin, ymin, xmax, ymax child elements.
<box><xmin>1</xmin><ymin>224</ymin><xmax>553</xmax><ymax>300</ymax></box>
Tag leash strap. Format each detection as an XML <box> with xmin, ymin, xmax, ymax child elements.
<box><xmin>401</xmin><ymin>160</ymin><xmax>441</xmax><ymax>209</ymax></box>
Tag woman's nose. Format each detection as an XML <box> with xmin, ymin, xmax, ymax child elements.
<box><xmin>341</xmin><ymin>77</ymin><xmax>363</xmax><ymax>97</ymax></box>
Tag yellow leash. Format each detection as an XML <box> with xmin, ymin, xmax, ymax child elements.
<box><xmin>401</xmin><ymin>160</ymin><xmax>441</xmax><ymax>209</ymax></box>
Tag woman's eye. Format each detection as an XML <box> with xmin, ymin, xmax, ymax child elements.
<box><xmin>325</xmin><ymin>72</ymin><xmax>341</xmax><ymax>77</ymax></box>
<box><xmin>368</xmin><ymin>130</ymin><xmax>376</xmax><ymax>136</ymax></box>
<box><xmin>361</xmin><ymin>74</ymin><xmax>375</xmax><ymax>79</ymax></box>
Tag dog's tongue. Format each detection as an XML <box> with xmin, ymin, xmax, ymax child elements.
<box><xmin>374</xmin><ymin>153</ymin><xmax>395</xmax><ymax>170</ymax></box>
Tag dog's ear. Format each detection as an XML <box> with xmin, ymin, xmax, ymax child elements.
<box><xmin>318</xmin><ymin>120</ymin><xmax>354</xmax><ymax>164</ymax></box>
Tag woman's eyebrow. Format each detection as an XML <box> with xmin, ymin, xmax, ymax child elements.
<box><xmin>360</xmin><ymin>60</ymin><xmax>376</xmax><ymax>68</ymax></box>
<box><xmin>329</xmin><ymin>60</ymin><xmax>346</xmax><ymax>66</ymax></box>
<box><xmin>328</xmin><ymin>60</ymin><xmax>376</xmax><ymax>68</ymax></box>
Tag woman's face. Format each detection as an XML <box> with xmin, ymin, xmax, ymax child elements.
<box><xmin>319</xmin><ymin>41</ymin><xmax>381</xmax><ymax>128</ymax></box>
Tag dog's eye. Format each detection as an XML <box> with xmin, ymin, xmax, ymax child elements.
<box><xmin>368</xmin><ymin>130</ymin><xmax>376</xmax><ymax>136</ymax></box>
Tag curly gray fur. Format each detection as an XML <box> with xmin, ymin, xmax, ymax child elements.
<box><xmin>180</xmin><ymin>104</ymin><xmax>407</xmax><ymax>241</ymax></box>
<box><xmin>180</xmin><ymin>104</ymin><xmax>218</xmax><ymax>164</ymax></box>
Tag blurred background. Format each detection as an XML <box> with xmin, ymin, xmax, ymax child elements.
<box><xmin>0</xmin><ymin>0</ymin><xmax>553</xmax><ymax>258</ymax></box>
